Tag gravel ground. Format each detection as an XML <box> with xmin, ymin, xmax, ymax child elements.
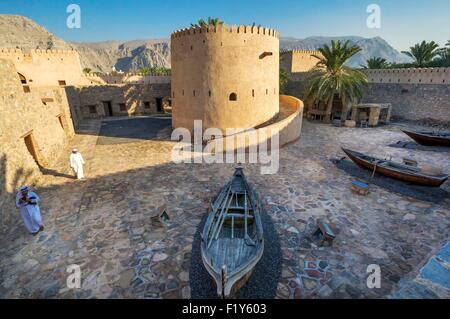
<box><xmin>190</xmin><ymin>210</ymin><xmax>282</xmax><ymax>299</ymax></box>
<box><xmin>388</xmin><ymin>141</ymin><xmax>450</xmax><ymax>153</ymax></box>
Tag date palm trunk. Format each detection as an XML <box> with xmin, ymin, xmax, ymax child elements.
<box><xmin>324</xmin><ymin>95</ymin><xmax>334</xmax><ymax>123</ymax></box>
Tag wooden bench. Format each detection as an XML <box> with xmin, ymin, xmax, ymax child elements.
<box><xmin>351</xmin><ymin>179</ymin><xmax>370</xmax><ymax>196</ymax></box>
<box><xmin>313</xmin><ymin>219</ymin><xmax>336</xmax><ymax>247</ymax></box>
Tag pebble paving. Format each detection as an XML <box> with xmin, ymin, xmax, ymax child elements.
<box><xmin>0</xmin><ymin>118</ymin><xmax>448</xmax><ymax>299</ymax></box>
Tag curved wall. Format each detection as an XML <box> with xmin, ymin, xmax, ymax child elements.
<box><xmin>171</xmin><ymin>24</ymin><xmax>279</xmax><ymax>133</ymax></box>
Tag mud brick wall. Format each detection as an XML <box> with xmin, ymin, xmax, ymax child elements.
<box><xmin>362</xmin><ymin>83</ymin><xmax>450</xmax><ymax>124</ymax></box>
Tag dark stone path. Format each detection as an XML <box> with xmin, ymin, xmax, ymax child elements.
<box><xmin>97</xmin><ymin>117</ymin><xmax>171</xmax><ymax>145</ymax></box>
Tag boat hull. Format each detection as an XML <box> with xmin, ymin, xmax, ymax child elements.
<box><xmin>200</xmin><ymin>168</ymin><xmax>265</xmax><ymax>298</ymax></box>
<box><xmin>201</xmin><ymin>239</ymin><xmax>264</xmax><ymax>298</ymax></box>
<box><xmin>342</xmin><ymin>148</ymin><xmax>448</xmax><ymax>187</ymax></box>
<box><xmin>402</xmin><ymin>130</ymin><xmax>450</xmax><ymax>146</ymax></box>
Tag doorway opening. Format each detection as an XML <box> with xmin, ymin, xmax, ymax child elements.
<box><xmin>103</xmin><ymin>101</ymin><xmax>113</xmax><ymax>117</ymax></box>
<box><xmin>57</xmin><ymin>114</ymin><xmax>66</xmax><ymax>132</ymax></box>
<box><xmin>23</xmin><ymin>132</ymin><xmax>42</xmax><ymax>168</ymax></box>
<box><xmin>155</xmin><ymin>98</ymin><xmax>163</xmax><ymax>112</ymax></box>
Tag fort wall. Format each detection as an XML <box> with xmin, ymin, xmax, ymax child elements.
<box><xmin>208</xmin><ymin>95</ymin><xmax>304</xmax><ymax>153</ymax></box>
<box><xmin>363</xmin><ymin>68</ymin><xmax>450</xmax><ymax>85</ymax></box>
<box><xmin>0</xmin><ymin>48</ymin><xmax>88</xmax><ymax>87</ymax></box>
<box><xmin>171</xmin><ymin>24</ymin><xmax>279</xmax><ymax>133</ymax></box>
<box><xmin>84</xmin><ymin>74</ymin><xmax>171</xmax><ymax>85</ymax></box>
<box><xmin>362</xmin><ymin>83</ymin><xmax>450</xmax><ymax>124</ymax></box>
<box><xmin>362</xmin><ymin>68</ymin><xmax>450</xmax><ymax>124</ymax></box>
<box><xmin>65</xmin><ymin>83</ymin><xmax>171</xmax><ymax>120</ymax></box>
<box><xmin>280</xmin><ymin>50</ymin><xmax>321</xmax><ymax>74</ymax></box>
<box><xmin>0</xmin><ymin>59</ymin><xmax>75</xmax><ymax>232</ymax></box>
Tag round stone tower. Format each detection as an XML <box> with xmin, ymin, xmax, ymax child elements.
<box><xmin>171</xmin><ymin>24</ymin><xmax>279</xmax><ymax>134</ymax></box>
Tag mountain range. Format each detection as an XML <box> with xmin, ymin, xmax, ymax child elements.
<box><xmin>0</xmin><ymin>14</ymin><xmax>411</xmax><ymax>72</ymax></box>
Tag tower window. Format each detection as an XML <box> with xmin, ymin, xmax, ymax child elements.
<box><xmin>252</xmin><ymin>89</ymin><xmax>255</xmax><ymax>97</ymax></box>
<box><xmin>209</xmin><ymin>90</ymin><xmax>211</xmax><ymax>97</ymax></box>
<box><xmin>229</xmin><ymin>93</ymin><xmax>237</xmax><ymax>101</ymax></box>
<box><xmin>193</xmin><ymin>90</ymin><xmax>196</xmax><ymax>96</ymax></box>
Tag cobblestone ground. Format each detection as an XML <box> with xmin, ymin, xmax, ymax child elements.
<box><xmin>0</xmin><ymin>119</ymin><xmax>448</xmax><ymax>299</ymax></box>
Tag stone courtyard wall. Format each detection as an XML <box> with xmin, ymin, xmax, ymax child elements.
<box><xmin>0</xmin><ymin>59</ymin><xmax>75</xmax><ymax>232</ymax></box>
<box><xmin>65</xmin><ymin>83</ymin><xmax>171</xmax><ymax>121</ymax></box>
<box><xmin>0</xmin><ymin>48</ymin><xmax>89</xmax><ymax>87</ymax></box>
<box><xmin>362</xmin><ymin>83</ymin><xmax>450</xmax><ymax>124</ymax></box>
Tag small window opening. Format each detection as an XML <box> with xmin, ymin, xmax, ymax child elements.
<box><xmin>229</xmin><ymin>93</ymin><xmax>237</xmax><ymax>101</ymax></box>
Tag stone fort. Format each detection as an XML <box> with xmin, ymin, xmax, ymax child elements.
<box><xmin>171</xmin><ymin>24</ymin><xmax>281</xmax><ymax>134</ymax></box>
<box><xmin>1</xmin><ymin>28</ymin><xmax>449</xmax><ymax>232</ymax></box>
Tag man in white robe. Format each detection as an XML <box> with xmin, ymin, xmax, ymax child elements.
<box><xmin>16</xmin><ymin>186</ymin><xmax>44</xmax><ymax>235</ymax></box>
<box><xmin>70</xmin><ymin>148</ymin><xmax>85</xmax><ymax>179</ymax></box>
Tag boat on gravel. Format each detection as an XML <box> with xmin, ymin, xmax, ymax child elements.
<box><xmin>201</xmin><ymin>167</ymin><xmax>264</xmax><ymax>298</ymax></box>
<box><xmin>402</xmin><ymin>129</ymin><xmax>450</xmax><ymax>147</ymax></box>
<box><xmin>342</xmin><ymin>148</ymin><xmax>449</xmax><ymax>187</ymax></box>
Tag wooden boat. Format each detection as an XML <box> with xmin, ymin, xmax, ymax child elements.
<box><xmin>402</xmin><ymin>129</ymin><xmax>450</xmax><ymax>146</ymax></box>
<box><xmin>201</xmin><ymin>167</ymin><xmax>264</xmax><ymax>298</ymax></box>
<box><xmin>342</xmin><ymin>148</ymin><xmax>449</xmax><ymax>187</ymax></box>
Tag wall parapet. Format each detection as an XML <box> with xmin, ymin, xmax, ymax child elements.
<box><xmin>364</xmin><ymin>67</ymin><xmax>449</xmax><ymax>84</ymax></box>
<box><xmin>0</xmin><ymin>48</ymin><xmax>79</xmax><ymax>58</ymax></box>
<box><xmin>171</xmin><ymin>24</ymin><xmax>279</xmax><ymax>39</ymax></box>
<box><xmin>280</xmin><ymin>49</ymin><xmax>321</xmax><ymax>55</ymax></box>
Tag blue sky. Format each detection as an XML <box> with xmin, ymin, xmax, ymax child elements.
<box><xmin>1</xmin><ymin>0</ymin><xmax>449</xmax><ymax>50</ymax></box>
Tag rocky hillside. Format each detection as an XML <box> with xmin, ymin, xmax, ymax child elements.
<box><xmin>0</xmin><ymin>14</ymin><xmax>70</xmax><ymax>50</ymax></box>
<box><xmin>72</xmin><ymin>40</ymin><xmax>171</xmax><ymax>73</ymax></box>
<box><xmin>0</xmin><ymin>14</ymin><xmax>410</xmax><ymax>72</ymax></box>
<box><xmin>280</xmin><ymin>36</ymin><xmax>411</xmax><ymax>67</ymax></box>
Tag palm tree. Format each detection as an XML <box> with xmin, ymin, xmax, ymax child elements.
<box><xmin>191</xmin><ymin>17</ymin><xmax>223</xmax><ymax>28</ymax></box>
<box><xmin>305</xmin><ymin>40</ymin><xmax>368</xmax><ymax>123</ymax></box>
<box><xmin>401</xmin><ymin>41</ymin><xmax>440</xmax><ymax>67</ymax></box>
<box><xmin>364</xmin><ymin>57</ymin><xmax>390</xmax><ymax>69</ymax></box>
<box><xmin>207</xmin><ymin>17</ymin><xmax>223</xmax><ymax>27</ymax></box>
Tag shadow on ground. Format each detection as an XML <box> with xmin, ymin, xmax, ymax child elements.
<box><xmin>97</xmin><ymin>117</ymin><xmax>172</xmax><ymax>145</ymax></box>
<box><xmin>334</xmin><ymin>159</ymin><xmax>449</xmax><ymax>204</ymax></box>
<box><xmin>190</xmin><ymin>209</ymin><xmax>282</xmax><ymax>299</ymax></box>
<box><xmin>388</xmin><ymin>141</ymin><xmax>450</xmax><ymax>153</ymax></box>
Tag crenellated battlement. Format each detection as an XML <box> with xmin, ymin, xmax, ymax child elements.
<box><xmin>171</xmin><ymin>24</ymin><xmax>279</xmax><ymax>39</ymax></box>
<box><xmin>364</xmin><ymin>67</ymin><xmax>450</xmax><ymax>84</ymax></box>
<box><xmin>0</xmin><ymin>48</ymin><xmax>79</xmax><ymax>58</ymax></box>
<box><xmin>280</xmin><ymin>49</ymin><xmax>321</xmax><ymax>55</ymax></box>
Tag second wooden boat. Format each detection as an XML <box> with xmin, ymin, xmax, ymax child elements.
<box><xmin>342</xmin><ymin>148</ymin><xmax>449</xmax><ymax>187</ymax></box>
<box><xmin>402</xmin><ymin>129</ymin><xmax>450</xmax><ymax>146</ymax></box>
<box><xmin>201</xmin><ymin>167</ymin><xmax>264</xmax><ymax>298</ymax></box>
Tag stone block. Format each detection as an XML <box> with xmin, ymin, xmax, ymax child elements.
<box><xmin>344</xmin><ymin>120</ymin><xmax>356</xmax><ymax>127</ymax></box>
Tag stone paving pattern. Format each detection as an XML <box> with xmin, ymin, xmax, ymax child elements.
<box><xmin>0</xmin><ymin>119</ymin><xmax>448</xmax><ymax>299</ymax></box>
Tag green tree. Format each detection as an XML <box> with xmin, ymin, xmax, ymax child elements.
<box><xmin>364</xmin><ymin>57</ymin><xmax>390</xmax><ymax>69</ymax></box>
<box><xmin>139</xmin><ymin>66</ymin><xmax>171</xmax><ymax>76</ymax></box>
<box><xmin>401</xmin><ymin>41</ymin><xmax>440</xmax><ymax>67</ymax></box>
<box><xmin>83</xmin><ymin>67</ymin><xmax>92</xmax><ymax>74</ymax></box>
<box><xmin>305</xmin><ymin>40</ymin><xmax>368</xmax><ymax>123</ymax></box>
<box><xmin>279</xmin><ymin>69</ymin><xmax>289</xmax><ymax>94</ymax></box>
<box><xmin>191</xmin><ymin>17</ymin><xmax>223</xmax><ymax>28</ymax></box>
